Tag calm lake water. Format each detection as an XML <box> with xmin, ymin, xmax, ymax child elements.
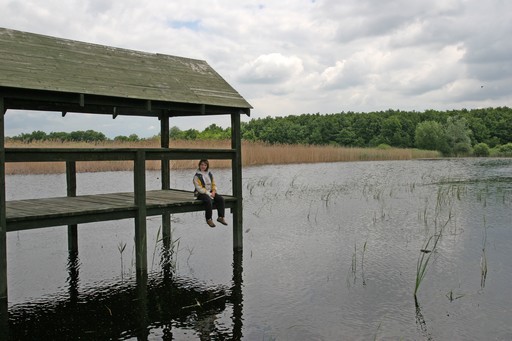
<box><xmin>5</xmin><ymin>158</ymin><xmax>512</xmax><ymax>340</ymax></box>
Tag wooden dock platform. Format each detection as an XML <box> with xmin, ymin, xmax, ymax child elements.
<box><xmin>6</xmin><ymin>189</ymin><xmax>236</xmax><ymax>232</ymax></box>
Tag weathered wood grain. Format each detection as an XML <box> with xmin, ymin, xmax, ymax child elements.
<box><xmin>5</xmin><ymin>190</ymin><xmax>235</xmax><ymax>232</ymax></box>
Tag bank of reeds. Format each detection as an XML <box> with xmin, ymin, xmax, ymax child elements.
<box><xmin>5</xmin><ymin>139</ymin><xmax>441</xmax><ymax>174</ymax></box>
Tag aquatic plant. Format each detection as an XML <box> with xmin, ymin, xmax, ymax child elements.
<box><xmin>117</xmin><ymin>241</ymin><xmax>127</xmax><ymax>281</ymax></box>
<box><xmin>446</xmin><ymin>290</ymin><xmax>464</xmax><ymax>302</ymax></box>
<box><xmin>151</xmin><ymin>225</ymin><xmax>181</xmax><ymax>275</ymax></box>
<box><xmin>480</xmin><ymin>217</ymin><xmax>488</xmax><ymax>289</ymax></box>
<box><xmin>321</xmin><ymin>184</ymin><xmax>336</xmax><ymax>206</ymax></box>
<box><xmin>414</xmin><ymin>216</ymin><xmax>450</xmax><ymax>297</ymax></box>
<box><xmin>151</xmin><ymin>225</ymin><xmax>162</xmax><ymax>271</ymax></box>
<box><xmin>351</xmin><ymin>243</ymin><xmax>357</xmax><ymax>276</ymax></box>
<box><xmin>347</xmin><ymin>241</ymin><xmax>368</xmax><ymax>287</ymax></box>
<box><xmin>361</xmin><ymin>241</ymin><xmax>368</xmax><ymax>286</ymax></box>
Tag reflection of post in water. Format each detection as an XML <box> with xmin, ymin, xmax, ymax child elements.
<box><xmin>231</xmin><ymin>249</ymin><xmax>244</xmax><ymax>340</ymax></box>
<box><xmin>160</xmin><ymin>212</ymin><xmax>174</xmax><ymax>282</ymax></box>
<box><xmin>66</xmin><ymin>251</ymin><xmax>80</xmax><ymax>306</ymax></box>
<box><xmin>135</xmin><ymin>270</ymin><xmax>149</xmax><ymax>340</ymax></box>
<box><xmin>0</xmin><ymin>295</ymin><xmax>7</xmax><ymax>341</ymax></box>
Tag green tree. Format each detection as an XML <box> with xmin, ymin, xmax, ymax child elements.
<box><xmin>127</xmin><ymin>134</ymin><xmax>139</xmax><ymax>141</ymax></box>
<box><xmin>445</xmin><ymin>116</ymin><xmax>472</xmax><ymax>156</ymax></box>
<box><xmin>379</xmin><ymin>116</ymin><xmax>409</xmax><ymax>147</ymax></box>
<box><xmin>473</xmin><ymin>143</ymin><xmax>490</xmax><ymax>157</ymax></box>
<box><xmin>496</xmin><ymin>143</ymin><xmax>512</xmax><ymax>156</ymax></box>
<box><xmin>69</xmin><ymin>130</ymin><xmax>107</xmax><ymax>142</ymax></box>
<box><xmin>47</xmin><ymin>131</ymin><xmax>70</xmax><ymax>141</ymax></box>
<box><xmin>114</xmin><ymin>135</ymin><xmax>129</xmax><ymax>142</ymax></box>
<box><xmin>169</xmin><ymin>126</ymin><xmax>182</xmax><ymax>139</ymax></box>
<box><xmin>182</xmin><ymin>129</ymin><xmax>199</xmax><ymax>140</ymax></box>
<box><xmin>200</xmin><ymin>124</ymin><xmax>230</xmax><ymax>140</ymax></box>
<box><xmin>414</xmin><ymin>121</ymin><xmax>448</xmax><ymax>153</ymax></box>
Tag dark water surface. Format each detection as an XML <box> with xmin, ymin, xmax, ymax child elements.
<box><xmin>5</xmin><ymin>158</ymin><xmax>512</xmax><ymax>340</ymax></box>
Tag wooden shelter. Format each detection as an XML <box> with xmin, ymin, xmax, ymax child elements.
<box><xmin>0</xmin><ymin>27</ymin><xmax>251</xmax><ymax>318</ymax></box>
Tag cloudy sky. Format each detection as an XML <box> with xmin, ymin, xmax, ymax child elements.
<box><xmin>1</xmin><ymin>0</ymin><xmax>511</xmax><ymax>138</ymax></box>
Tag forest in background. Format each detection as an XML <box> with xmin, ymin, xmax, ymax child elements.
<box><xmin>8</xmin><ymin>107</ymin><xmax>512</xmax><ymax>157</ymax></box>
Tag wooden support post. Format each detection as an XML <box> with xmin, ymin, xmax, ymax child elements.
<box><xmin>160</xmin><ymin>113</ymin><xmax>170</xmax><ymax>190</ymax></box>
<box><xmin>134</xmin><ymin>150</ymin><xmax>147</xmax><ymax>280</ymax></box>
<box><xmin>231</xmin><ymin>113</ymin><xmax>243</xmax><ymax>251</ymax></box>
<box><xmin>66</xmin><ymin>161</ymin><xmax>78</xmax><ymax>252</ymax></box>
<box><xmin>160</xmin><ymin>114</ymin><xmax>171</xmax><ymax>247</ymax></box>
<box><xmin>0</xmin><ymin>97</ymin><xmax>8</xmax><ymax>338</ymax></box>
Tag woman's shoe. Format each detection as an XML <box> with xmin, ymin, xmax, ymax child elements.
<box><xmin>217</xmin><ymin>217</ymin><xmax>228</xmax><ymax>225</ymax></box>
<box><xmin>207</xmin><ymin>219</ymin><xmax>216</xmax><ymax>227</ymax></box>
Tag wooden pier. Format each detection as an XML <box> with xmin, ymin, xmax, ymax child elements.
<box><xmin>4</xmin><ymin>147</ymin><xmax>238</xmax><ymax>233</ymax></box>
<box><xmin>6</xmin><ymin>187</ymin><xmax>236</xmax><ymax>232</ymax></box>
<box><xmin>0</xmin><ymin>27</ymin><xmax>252</xmax><ymax>335</ymax></box>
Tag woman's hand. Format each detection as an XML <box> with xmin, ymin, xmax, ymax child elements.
<box><xmin>210</xmin><ymin>190</ymin><xmax>216</xmax><ymax>198</ymax></box>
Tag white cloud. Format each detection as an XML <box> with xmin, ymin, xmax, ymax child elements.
<box><xmin>1</xmin><ymin>0</ymin><xmax>512</xmax><ymax>136</ymax></box>
<box><xmin>237</xmin><ymin>53</ymin><xmax>304</xmax><ymax>84</ymax></box>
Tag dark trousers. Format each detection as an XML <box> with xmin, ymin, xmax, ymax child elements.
<box><xmin>196</xmin><ymin>193</ymin><xmax>225</xmax><ymax>221</ymax></box>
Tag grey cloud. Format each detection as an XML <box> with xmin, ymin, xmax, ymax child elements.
<box><xmin>446</xmin><ymin>82</ymin><xmax>512</xmax><ymax>104</ymax></box>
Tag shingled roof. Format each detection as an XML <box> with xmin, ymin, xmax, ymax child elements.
<box><xmin>0</xmin><ymin>28</ymin><xmax>251</xmax><ymax>117</ymax></box>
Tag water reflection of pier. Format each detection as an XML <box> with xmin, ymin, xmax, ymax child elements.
<box><xmin>8</xmin><ymin>250</ymin><xmax>243</xmax><ymax>340</ymax></box>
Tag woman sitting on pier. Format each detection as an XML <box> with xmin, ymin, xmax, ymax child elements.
<box><xmin>193</xmin><ymin>159</ymin><xmax>228</xmax><ymax>227</ymax></box>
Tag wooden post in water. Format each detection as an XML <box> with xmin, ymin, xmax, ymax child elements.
<box><xmin>66</xmin><ymin>161</ymin><xmax>78</xmax><ymax>252</ymax></box>
<box><xmin>231</xmin><ymin>113</ymin><xmax>243</xmax><ymax>251</ymax></box>
<box><xmin>160</xmin><ymin>114</ymin><xmax>171</xmax><ymax>247</ymax></box>
<box><xmin>0</xmin><ymin>97</ymin><xmax>8</xmax><ymax>338</ymax></box>
<box><xmin>134</xmin><ymin>150</ymin><xmax>148</xmax><ymax>279</ymax></box>
<box><xmin>232</xmin><ymin>249</ymin><xmax>244</xmax><ymax>338</ymax></box>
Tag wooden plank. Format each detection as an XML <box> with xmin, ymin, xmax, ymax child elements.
<box><xmin>5</xmin><ymin>148</ymin><xmax>235</xmax><ymax>163</ymax></box>
<box><xmin>5</xmin><ymin>189</ymin><xmax>236</xmax><ymax>232</ymax></box>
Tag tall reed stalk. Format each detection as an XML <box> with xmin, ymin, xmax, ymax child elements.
<box><xmin>414</xmin><ymin>216</ymin><xmax>451</xmax><ymax>297</ymax></box>
<box><xmin>117</xmin><ymin>241</ymin><xmax>127</xmax><ymax>281</ymax></box>
<box><xmin>480</xmin><ymin>217</ymin><xmax>488</xmax><ymax>289</ymax></box>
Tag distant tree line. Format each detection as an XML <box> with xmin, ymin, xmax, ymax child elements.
<box><xmin>8</xmin><ymin>107</ymin><xmax>512</xmax><ymax>156</ymax></box>
<box><xmin>10</xmin><ymin>129</ymin><xmax>109</xmax><ymax>143</ymax></box>
<box><xmin>9</xmin><ymin>124</ymin><xmax>231</xmax><ymax>144</ymax></box>
<box><xmin>241</xmin><ymin>107</ymin><xmax>512</xmax><ymax>156</ymax></box>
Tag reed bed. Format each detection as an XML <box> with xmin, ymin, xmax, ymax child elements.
<box><xmin>5</xmin><ymin>139</ymin><xmax>441</xmax><ymax>174</ymax></box>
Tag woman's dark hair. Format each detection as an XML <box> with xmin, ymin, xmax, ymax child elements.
<box><xmin>198</xmin><ymin>159</ymin><xmax>209</xmax><ymax>171</ymax></box>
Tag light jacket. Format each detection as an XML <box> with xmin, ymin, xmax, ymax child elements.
<box><xmin>193</xmin><ymin>170</ymin><xmax>217</xmax><ymax>196</ymax></box>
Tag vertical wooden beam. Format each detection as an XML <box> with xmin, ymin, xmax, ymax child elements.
<box><xmin>231</xmin><ymin>113</ymin><xmax>243</xmax><ymax>251</ymax></box>
<box><xmin>135</xmin><ymin>150</ymin><xmax>149</xmax><ymax>341</ymax></box>
<box><xmin>160</xmin><ymin>113</ymin><xmax>170</xmax><ymax>190</ymax></box>
<box><xmin>160</xmin><ymin>114</ymin><xmax>171</xmax><ymax>247</ymax></box>
<box><xmin>66</xmin><ymin>161</ymin><xmax>78</xmax><ymax>252</ymax></box>
<box><xmin>134</xmin><ymin>150</ymin><xmax>147</xmax><ymax>280</ymax></box>
<box><xmin>0</xmin><ymin>97</ymin><xmax>8</xmax><ymax>339</ymax></box>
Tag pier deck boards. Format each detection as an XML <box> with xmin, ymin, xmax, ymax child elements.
<box><xmin>6</xmin><ymin>189</ymin><xmax>235</xmax><ymax>232</ymax></box>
